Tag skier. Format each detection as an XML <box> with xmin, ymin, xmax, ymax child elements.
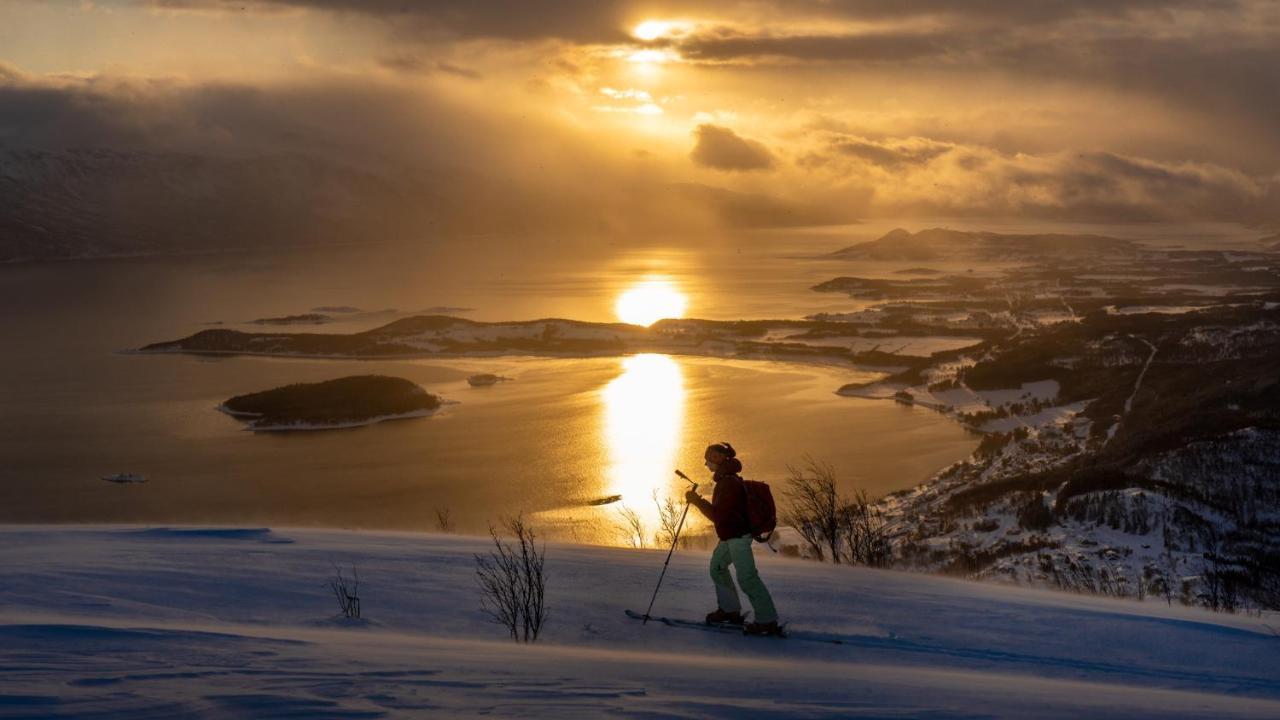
<box><xmin>686</xmin><ymin>442</ymin><xmax>782</xmax><ymax>636</ymax></box>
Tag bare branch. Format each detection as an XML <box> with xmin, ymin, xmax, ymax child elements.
<box><xmin>474</xmin><ymin>513</ymin><xmax>548</xmax><ymax>643</ymax></box>
<box><xmin>435</xmin><ymin>507</ymin><xmax>456</xmax><ymax>533</ymax></box>
<box><xmin>615</xmin><ymin>505</ymin><xmax>647</xmax><ymax>548</ymax></box>
<box><xmin>329</xmin><ymin>562</ymin><xmax>361</xmax><ymax>619</ymax></box>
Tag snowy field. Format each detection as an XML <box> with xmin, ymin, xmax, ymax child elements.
<box><xmin>1</xmin><ymin>526</ymin><xmax>1278</xmax><ymax>719</ymax></box>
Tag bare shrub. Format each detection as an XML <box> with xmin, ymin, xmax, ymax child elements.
<box><xmin>785</xmin><ymin>457</ymin><xmax>895</xmax><ymax>568</ymax></box>
<box><xmin>475</xmin><ymin>515</ymin><xmax>548</xmax><ymax>643</ymax></box>
<box><xmin>615</xmin><ymin>505</ymin><xmax>647</xmax><ymax>548</ymax></box>
<box><xmin>436</xmin><ymin>507</ymin><xmax>456</xmax><ymax>533</ymax></box>
<box><xmin>329</xmin><ymin>563</ymin><xmax>361</xmax><ymax>619</ymax></box>
<box><xmin>784</xmin><ymin>456</ymin><xmax>844</xmax><ymax>563</ymax></box>
<box><xmin>653</xmin><ymin>491</ymin><xmax>683</xmax><ymax>548</ymax></box>
<box><xmin>841</xmin><ymin>489</ymin><xmax>893</xmax><ymax>567</ymax></box>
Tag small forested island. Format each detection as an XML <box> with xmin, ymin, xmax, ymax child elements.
<box><xmin>219</xmin><ymin>375</ymin><xmax>442</xmax><ymax>431</ymax></box>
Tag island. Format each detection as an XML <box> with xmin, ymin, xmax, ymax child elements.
<box><xmin>219</xmin><ymin>375</ymin><xmax>443</xmax><ymax>431</ymax></box>
<box><xmin>467</xmin><ymin>373</ymin><xmax>511</xmax><ymax>387</ymax></box>
<box><xmin>251</xmin><ymin>313</ymin><xmax>333</xmax><ymax>326</ymax></box>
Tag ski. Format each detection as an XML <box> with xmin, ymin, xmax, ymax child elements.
<box><xmin>625</xmin><ymin>609</ymin><xmax>893</xmax><ymax>646</ymax></box>
<box><xmin>625</xmin><ymin>609</ymin><xmax>787</xmax><ymax>639</ymax></box>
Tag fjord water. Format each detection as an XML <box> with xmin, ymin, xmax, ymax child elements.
<box><xmin>12</xmin><ymin>221</ymin><xmax>1249</xmax><ymax>542</ymax></box>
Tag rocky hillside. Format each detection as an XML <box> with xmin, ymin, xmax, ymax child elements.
<box><xmin>871</xmin><ymin>304</ymin><xmax>1280</xmax><ymax>611</ymax></box>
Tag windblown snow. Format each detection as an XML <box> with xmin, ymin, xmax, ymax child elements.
<box><xmin>0</xmin><ymin>526</ymin><xmax>1277</xmax><ymax>718</ymax></box>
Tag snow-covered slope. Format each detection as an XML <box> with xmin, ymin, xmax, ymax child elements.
<box><xmin>1</xmin><ymin>526</ymin><xmax>1277</xmax><ymax>718</ymax></box>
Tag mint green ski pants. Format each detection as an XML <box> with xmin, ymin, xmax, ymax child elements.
<box><xmin>710</xmin><ymin>534</ymin><xmax>778</xmax><ymax>623</ymax></box>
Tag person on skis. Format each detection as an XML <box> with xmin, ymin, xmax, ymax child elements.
<box><xmin>686</xmin><ymin>442</ymin><xmax>782</xmax><ymax>636</ymax></box>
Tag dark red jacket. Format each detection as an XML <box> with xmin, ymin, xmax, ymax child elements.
<box><xmin>690</xmin><ymin>457</ymin><xmax>750</xmax><ymax>541</ymax></box>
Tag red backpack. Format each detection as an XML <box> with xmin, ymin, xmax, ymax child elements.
<box><xmin>741</xmin><ymin>479</ymin><xmax>777</xmax><ymax>543</ymax></box>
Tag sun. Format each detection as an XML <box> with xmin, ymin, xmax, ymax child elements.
<box><xmin>632</xmin><ymin>19</ymin><xmax>693</xmax><ymax>41</ymax></box>
<box><xmin>633</xmin><ymin>20</ymin><xmax>673</xmax><ymax>41</ymax></box>
<box><xmin>615</xmin><ymin>278</ymin><xmax>687</xmax><ymax>326</ymax></box>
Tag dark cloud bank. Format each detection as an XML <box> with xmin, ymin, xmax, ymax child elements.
<box><xmin>0</xmin><ymin>68</ymin><xmax>845</xmax><ymax>262</ymax></box>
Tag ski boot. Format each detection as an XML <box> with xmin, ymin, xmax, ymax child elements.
<box><xmin>743</xmin><ymin>620</ymin><xmax>785</xmax><ymax>637</ymax></box>
<box><xmin>705</xmin><ymin>608</ymin><xmax>745</xmax><ymax>626</ymax></box>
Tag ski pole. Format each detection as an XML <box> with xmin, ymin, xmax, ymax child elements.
<box><xmin>642</xmin><ymin>469</ymin><xmax>698</xmax><ymax>625</ymax></box>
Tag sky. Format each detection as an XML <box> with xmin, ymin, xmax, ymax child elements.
<box><xmin>2</xmin><ymin>0</ymin><xmax>1278</xmax><ymax>229</ymax></box>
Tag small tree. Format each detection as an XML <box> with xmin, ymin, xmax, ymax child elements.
<box><xmin>653</xmin><ymin>491</ymin><xmax>683</xmax><ymax>548</ymax></box>
<box><xmin>1158</xmin><ymin>544</ymin><xmax>1179</xmax><ymax>606</ymax></box>
<box><xmin>329</xmin><ymin>563</ymin><xmax>361</xmax><ymax>619</ymax></box>
<box><xmin>475</xmin><ymin>515</ymin><xmax>548</xmax><ymax>643</ymax></box>
<box><xmin>615</xmin><ymin>505</ymin><xmax>647</xmax><ymax>548</ymax></box>
<box><xmin>784</xmin><ymin>456</ymin><xmax>844</xmax><ymax>563</ymax></box>
<box><xmin>1016</xmin><ymin>493</ymin><xmax>1054</xmax><ymax>532</ymax></box>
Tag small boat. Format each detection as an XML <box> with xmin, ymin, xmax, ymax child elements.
<box><xmin>102</xmin><ymin>472</ymin><xmax>146</xmax><ymax>484</ymax></box>
<box><xmin>467</xmin><ymin>373</ymin><xmax>511</xmax><ymax>387</ymax></box>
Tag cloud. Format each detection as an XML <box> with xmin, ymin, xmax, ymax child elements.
<box><xmin>794</xmin><ymin>0</ymin><xmax>1243</xmax><ymax>24</ymax></box>
<box><xmin>4</xmin><ymin>0</ymin><xmax>1277</xmax><ymax>235</ymax></box>
<box><xmin>151</xmin><ymin>0</ymin><xmax>636</xmax><ymax>41</ymax></box>
<box><xmin>676</xmin><ymin>31</ymin><xmax>951</xmax><ymax>64</ymax></box>
<box><xmin>150</xmin><ymin>0</ymin><xmax>1247</xmax><ymax>37</ymax></box>
<box><xmin>0</xmin><ymin>64</ymin><xmax>848</xmax><ymax>262</ymax></box>
<box><xmin>690</xmin><ymin>124</ymin><xmax>775</xmax><ymax>172</ymax></box>
<box><xmin>822</xmin><ymin>136</ymin><xmax>953</xmax><ymax>169</ymax></box>
<box><xmin>376</xmin><ymin>53</ymin><xmax>482</xmax><ymax>79</ymax></box>
<box><xmin>802</xmin><ymin>133</ymin><xmax>1272</xmax><ymax>222</ymax></box>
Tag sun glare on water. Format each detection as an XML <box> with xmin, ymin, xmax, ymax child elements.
<box><xmin>601</xmin><ymin>353</ymin><xmax>686</xmax><ymax>541</ymax></box>
<box><xmin>615</xmin><ymin>278</ymin><xmax>687</xmax><ymax>326</ymax></box>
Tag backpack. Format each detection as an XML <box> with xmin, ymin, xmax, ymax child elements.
<box><xmin>740</xmin><ymin>479</ymin><xmax>777</xmax><ymax>543</ymax></box>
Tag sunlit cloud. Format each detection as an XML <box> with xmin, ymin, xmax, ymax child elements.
<box><xmin>625</xmin><ymin>49</ymin><xmax>679</xmax><ymax>64</ymax></box>
<box><xmin>600</xmin><ymin>87</ymin><xmax>653</xmax><ymax>101</ymax></box>
<box><xmin>592</xmin><ymin>102</ymin><xmax>664</xmax><ymax>115</ymax></box>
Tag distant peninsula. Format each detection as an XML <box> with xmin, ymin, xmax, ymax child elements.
<box><xmin>830</xmin><ymin>227</ymin><xmax>1140</xmax><ymax>261</ymax></box>
<box><xmin>251</xmin><ymin>313</ymin><xmax>333</xmax><ymax>326</ymax></box>
<box><xmin>219</xmin><ymin>375</ymin><xmax>443</xmax><ymax>431</ymax></box>
<box><xmin>138</xmin><ymin>315</ymin><xmax>975</xmax><ymax>370</ymax></box>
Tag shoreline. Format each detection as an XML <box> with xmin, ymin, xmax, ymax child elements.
<box><xmin>215</xmin><ymin>402</ymin><xmax>455</xmax><ymax>433</ymax></box>
<box><xmin>127</xmin><ymin>343</ymin><xmax>919</xmax><ymax>375</ymax></box>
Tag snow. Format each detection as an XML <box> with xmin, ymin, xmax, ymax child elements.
<box><xmin>1105</xmin><ymin>305</ymin><xmax>1208</xmax><ymax>315</ymax></box>
<box><xmin>930</xmin><ymin>380</ymin><xmax>1060</xmax><ymax>414</ymax></box>
<box><xmin>214</xmin><ymin>402</ymin><xmax>456</xmax><ymax>432</ymax></box>
<box><xmin>759</xmin><ymin>331</ymin><xmax>985</xmax><ymax>357</ymax></box>
<box><xmin>980</xmin><ymin>400</ymin><xmax>1090</xmax><ymax>433</ymax></box>
<box><xmin>2</xmin><ymin>526</ymin><xmax>1278</xmax><ymax>718</ymax></box>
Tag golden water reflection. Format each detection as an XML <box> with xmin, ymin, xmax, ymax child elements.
<box><xmin>601</xmin><ymin>354</ymin><xmax>685</xmax><ymax>543</ymax></box>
